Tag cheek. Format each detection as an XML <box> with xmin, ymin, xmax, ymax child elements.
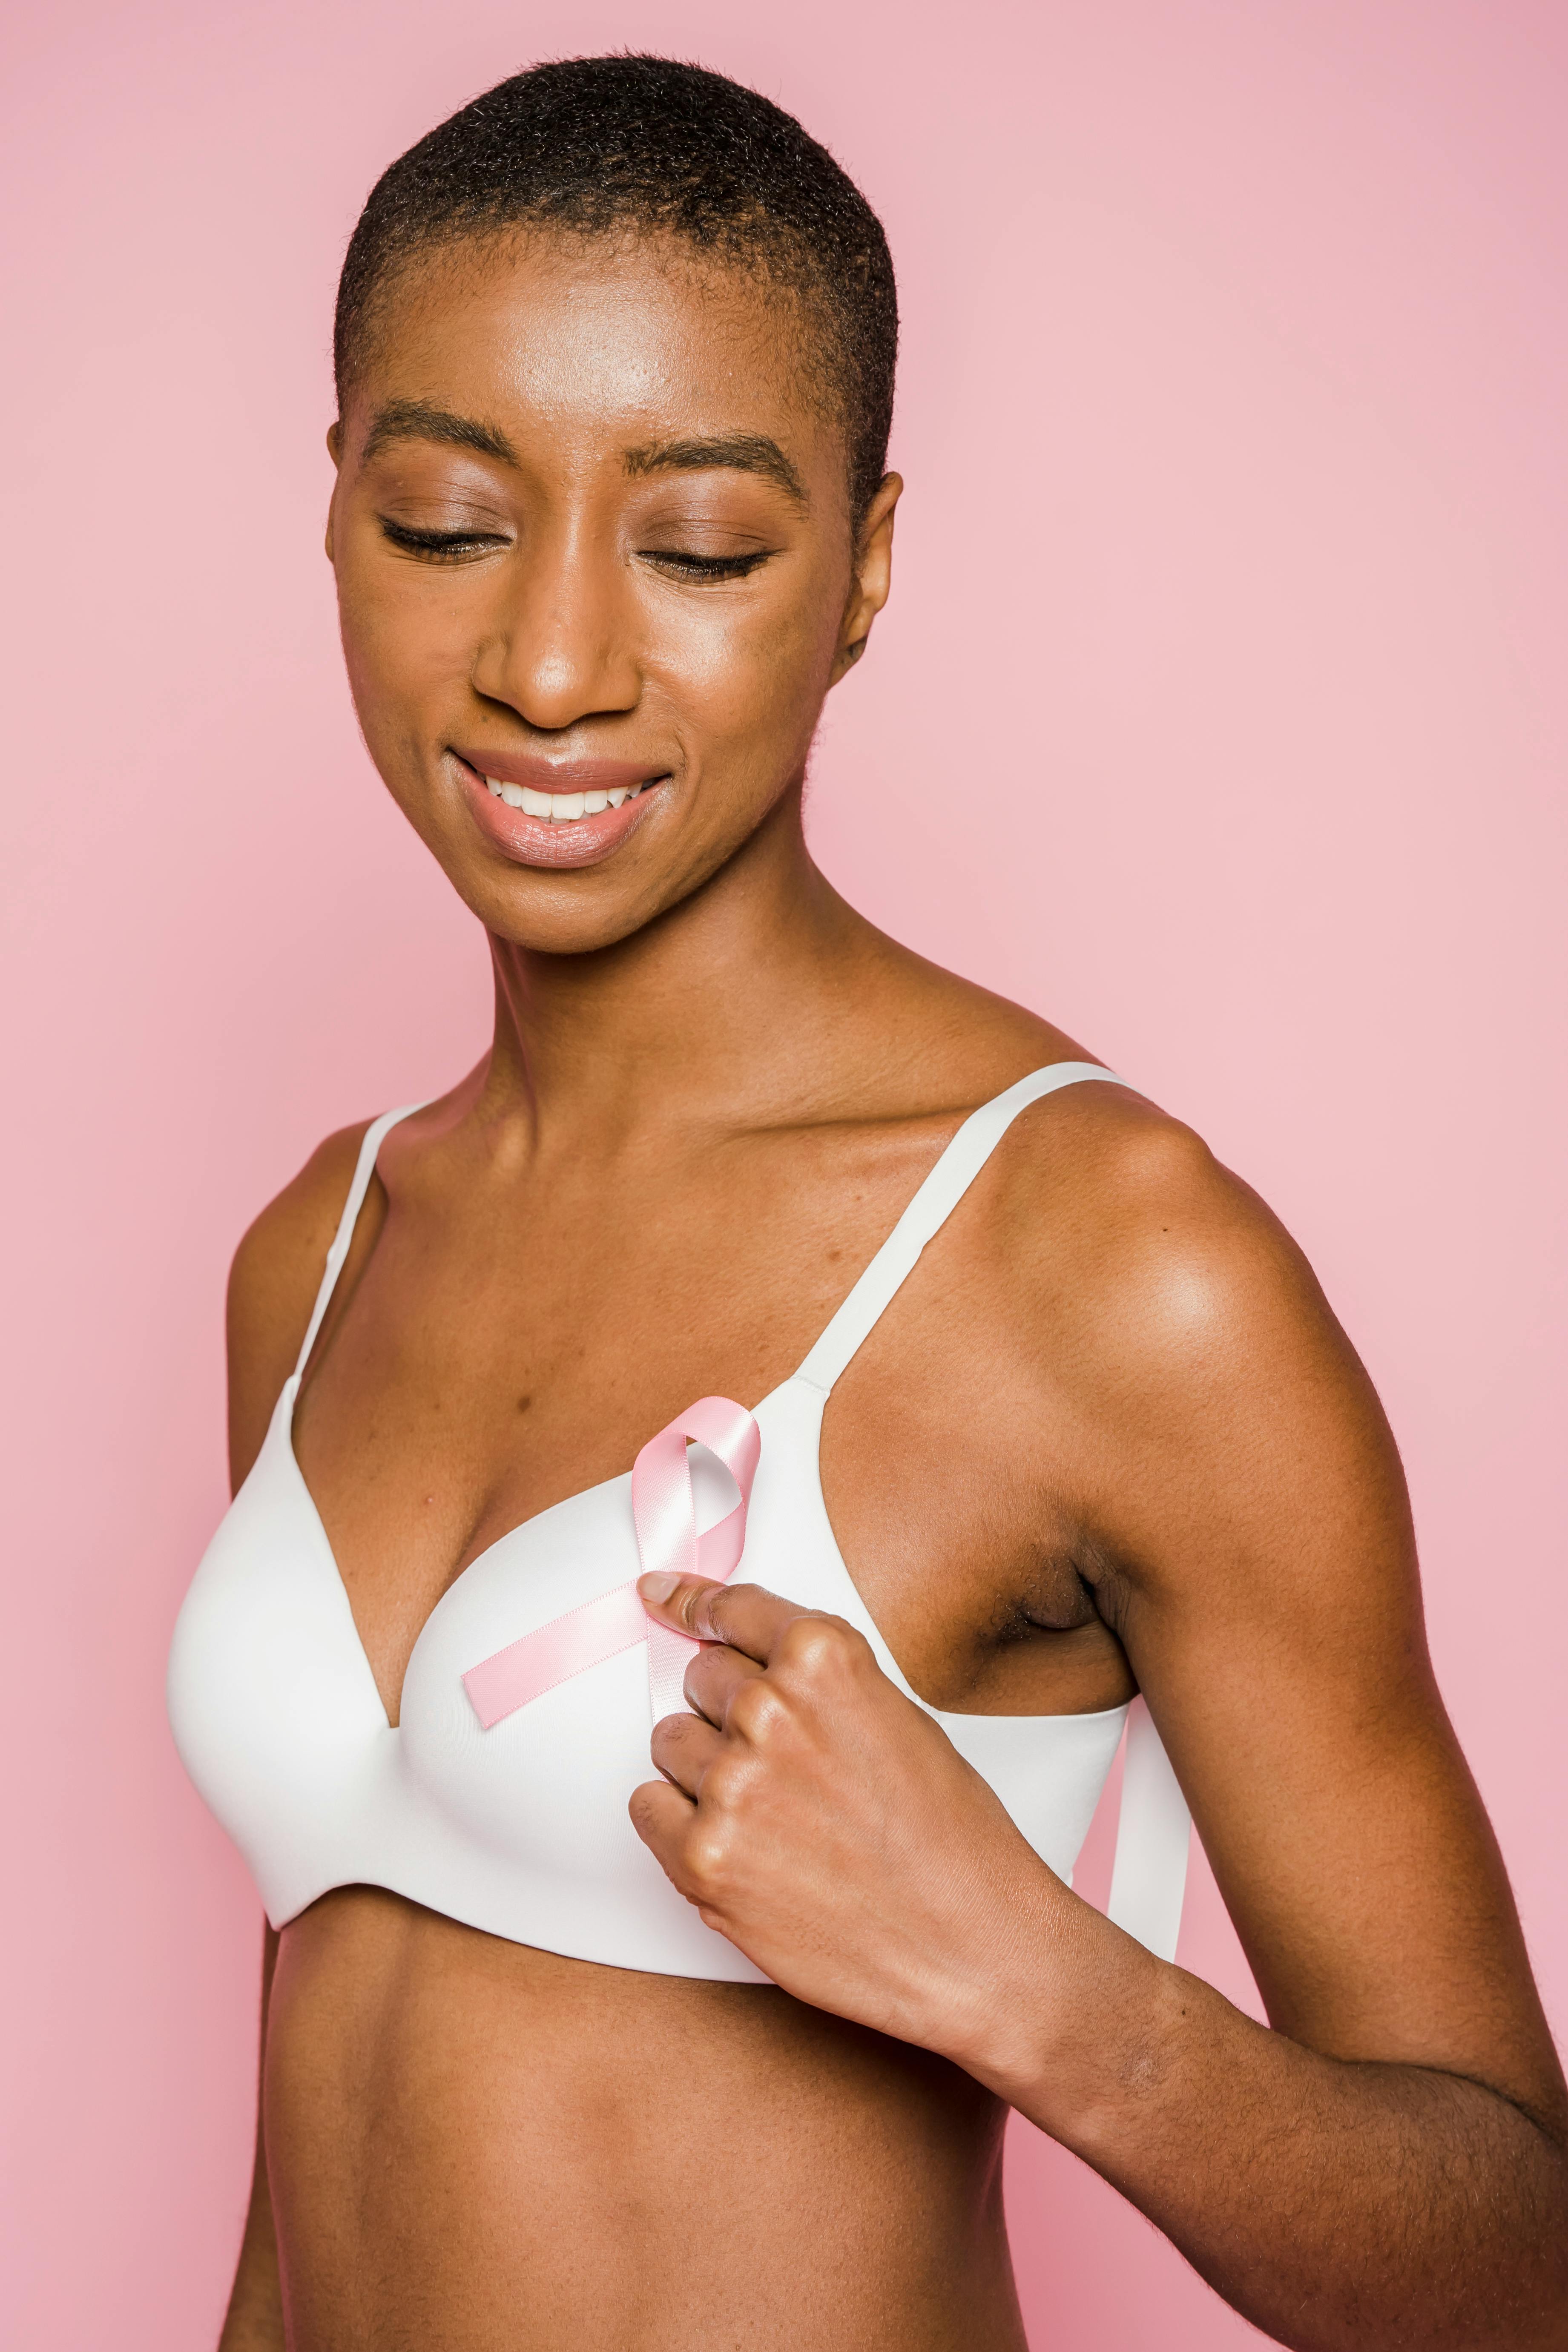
<box><xmin>336</xmin><ymin>568</ymin><xmax>476</xmax><ymax>752</ymax></box>
<box><xmin>655</xmin><ymin>579</ymin><xmax>844</xmax><ymax>760</ymax></box>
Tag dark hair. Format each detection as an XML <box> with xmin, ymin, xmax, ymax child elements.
<box><xmin>334</xmin><ymin>54</ymin><xmax>898</xmax><ymax>523</ymax></box>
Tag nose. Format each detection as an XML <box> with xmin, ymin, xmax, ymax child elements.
<box><xmin>471</xmin><ymin>517</ymin><xmax>641</xmax><ymax>732</ymax></box>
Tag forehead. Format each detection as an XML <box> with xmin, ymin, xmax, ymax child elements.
<box><xmin>349</xmin><ymin>231</ymin><xmax>841</xmax><ymax>480</ymax></box>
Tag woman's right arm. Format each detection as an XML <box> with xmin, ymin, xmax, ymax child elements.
<box><xmin>214</xmin><ymin>1123</ymin><xmax>374</xmax><ymax>2351</ymax></box>
<box><xmin>218</xmin><ymin>1930</ymin><xmax>284</xmax><ymax>2352</ymax></box>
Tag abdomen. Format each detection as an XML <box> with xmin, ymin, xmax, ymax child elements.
<box><xmin>264</xmin><ymin>1886</ymin><xmax>1027</xmax><ymax>2352</ymax></box>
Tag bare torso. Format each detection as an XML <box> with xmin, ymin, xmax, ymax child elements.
<box><xmin>236</xmin><ymin>981</ymin><xmax>1149</xmax><ymax>2350</ymax></box>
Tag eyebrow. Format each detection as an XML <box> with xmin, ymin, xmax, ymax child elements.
<box><xmin>622</xmin><ymin>434</ymin><xmax>808</xmax><ymax>505</ymax></box>
<box><xmin>361</xmin><ymin>399</ymin><xmax>519</xmax><ymax>466</ymax></box>
<box><xmin>358</xmin><ymin>405</ymin><xmax>807</xmax><ymax>506</ymax></box>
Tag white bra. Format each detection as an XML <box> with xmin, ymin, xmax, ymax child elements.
<box><xmin>167</xmin><ymin>1063</ymin><xmax>1190</xmax><ymax>1982</ymax></box>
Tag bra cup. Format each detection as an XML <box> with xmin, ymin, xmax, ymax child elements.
<box><xmin>399</xmin><ymin>1481</ymin><xmax>656</xmax><ymax>1870</ymax></box>
<box><xmin>394</xmin><ymin>1470</ymin><xmax>775</xmax><ymax>1975</ymax></box>
<box><xmin>167</xmin><ymin>1390</ymin><xmax>393</xmax><ymax>1924</ymax></box>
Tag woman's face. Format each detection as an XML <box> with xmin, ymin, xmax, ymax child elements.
<box><xmin>327</xmin><ymin>233</ymin><xmax>899</xmax><ymax>955</ymax></box>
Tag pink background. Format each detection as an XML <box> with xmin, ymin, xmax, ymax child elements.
<box><xmin>3</xmin><ymin>3</ymin><xmax>1564</xmax><ymax>2343</ymax></box>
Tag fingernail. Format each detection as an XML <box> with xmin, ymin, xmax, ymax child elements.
<box><xmin>638</xmin><ymin>1572</ymin><xmax>678</xmax><ymax>1602</ymax></box>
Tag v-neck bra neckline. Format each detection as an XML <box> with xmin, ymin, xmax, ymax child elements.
<box><xmin>284</xmin><ymin>1062</ymin><xmax>1136</xmax><ymax>1732</ymax></box>
<box><xmin>279</xmin><ymin>1368</ymin><xmax>796</xmax><ymax>1735</ymax></box>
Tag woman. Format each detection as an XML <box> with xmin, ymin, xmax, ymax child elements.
<box><xmin>168</xmin><ymin>54</ymin><xmax>1567</xmax><ymax>2352</ymax></box>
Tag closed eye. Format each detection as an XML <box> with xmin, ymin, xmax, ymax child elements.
<box><xmin>378</xmin><ymin>518</ymin><xmax>511</xmax><ymax>561</ymax></box>
<box><xmin>640</xmin><ymin>549</ymin><xmax>774</xmax><ymax>581</ymax></box>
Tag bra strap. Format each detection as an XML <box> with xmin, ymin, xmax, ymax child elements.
<box><xmin>794</xmin><ymin>1063</ymin><xmax>1128</xmax><ymax>1394</ymax></box>
<box><xmin>291</xmin><ymin>1102</ymin><xmax>430</xmax><ymax>1382</ymax></box>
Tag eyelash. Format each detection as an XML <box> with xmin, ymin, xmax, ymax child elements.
<box><xmin>644</xmin><ymin>550</ymin><xmax>771</xmax><ymax>581</ymax></box>
<box><xmin>378</xmin><ymin>520</ymin><xmax>507</xmax><ymax>561</ymax></box>
<box><xmin>376</xmin><ymin>518</ymin><xmax>772</xmax><ymax>581</ymax></box>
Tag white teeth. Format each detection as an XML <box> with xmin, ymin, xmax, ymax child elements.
<box><xmin>485</xmin><ymin>774</ymin><xmax>652</xmax><ymax>820</ymax></box>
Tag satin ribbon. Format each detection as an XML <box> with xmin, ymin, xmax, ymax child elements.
<box><xmin>461</xmin><ymin>1396</ymin><xmax>761</xmax><ymax>1732</ymax></box>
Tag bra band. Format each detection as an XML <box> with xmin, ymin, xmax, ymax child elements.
<box><xmin>1106</xmin><ymin>1697</ymin><xmax>1190</xmax><ymax>1960</ymax></box>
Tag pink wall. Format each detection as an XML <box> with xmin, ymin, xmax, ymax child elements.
<box><xmin>3</xmin><ymin>3</ymin><xmax>1563</xmax><ymax>2343</ymax></box>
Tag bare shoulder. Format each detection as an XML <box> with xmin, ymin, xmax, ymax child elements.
<box><xmin>995</xmin><ymin>1076</ymin><xmax>1332</xmax><ymax>1346</ymax></box>
<box><xmin>985</xmin><ymin>1075</ymin><xmax>1411</xmax><ymax>1608</ymax></box>
<box><xmin>225</xmin><ymin>1120</ymin><xmax>375</xmax><ymax>1489</ymax></box>
<box><xmin>869</xmin><ymin>965</ymin><xmax>1373</xmax><ymax>1452</ymax></box>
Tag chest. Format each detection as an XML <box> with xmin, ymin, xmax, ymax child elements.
<box><xmin>291</xmin><ymin>1135</ymin><xmax>1132</xmax><ymax>1725</ymax></box>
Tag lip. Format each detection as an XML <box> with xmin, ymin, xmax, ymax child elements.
<box><xmin>449</xmin><ymin>750</ymin><xmax>669</xmax><ymax>871</ymax></box>
<box><xmin>454</xmin><ymin>750</ymin><xmax>666</xmax><ymax>793</ymax></box>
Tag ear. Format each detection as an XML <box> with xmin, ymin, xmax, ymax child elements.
<box><xmin>830</xmin><ymin>472</ymin><xmax>902</xmax><ymax>687</ymax></box>
<box><xmin>324</xmin><ymin>420</ymin><xmax>343</xmax><ymax>563</ymax></box>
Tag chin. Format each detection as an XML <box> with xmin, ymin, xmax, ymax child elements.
<box><xmin>459</xmin><ymin>869</ymin><xmax>675</xmax><ymax>959</ymax></box>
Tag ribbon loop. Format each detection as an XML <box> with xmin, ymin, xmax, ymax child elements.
<box><xmin>634</xmin><ymin>1397</ymin><xmax>760</xmax><ymax>1724</ymax></box>
<box><xmin>461</xmin><ymin>1397</ymin><xmax>760</xmax><ymax>1733</ymax></box>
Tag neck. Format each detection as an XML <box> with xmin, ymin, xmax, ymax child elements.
<box><xmin>474</xmin><ymin>786</ymin><xmax>892</xmax><ymax>1145</ymax></box>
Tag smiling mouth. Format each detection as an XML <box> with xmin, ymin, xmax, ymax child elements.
<box><xmin>482</xmin><ymin>776</ymin><xmax>651</xmax><ymax>823</ymax></box>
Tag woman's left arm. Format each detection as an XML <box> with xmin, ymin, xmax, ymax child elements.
<box><xmin>631</xmin><ymin>1159</ymin><xmax>1568</xmax><ymax>2352</ymax></box>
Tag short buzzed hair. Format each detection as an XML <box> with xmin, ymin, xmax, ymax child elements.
<box><xmin>333</xmin><ymin>54</ymin><xmax>899</xmax><ymax>525</ymax></box>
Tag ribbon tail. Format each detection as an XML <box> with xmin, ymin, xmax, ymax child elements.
<box><xmin>647</xmin><ymin>1619</ymin><xmax>699</xmax><ymax>1726</ymax></box>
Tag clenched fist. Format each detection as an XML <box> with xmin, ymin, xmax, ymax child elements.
<box><xmin>630</xmin><ymin>1572</ymin><xmax>1081</xmax><ymax>2081</ymax></box>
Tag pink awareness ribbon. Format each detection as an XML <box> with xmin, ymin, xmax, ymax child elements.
<box><xmin>460</xmin><ymin>1396</ymin><xmax>761</xmax><ymax>1732</ymax></box>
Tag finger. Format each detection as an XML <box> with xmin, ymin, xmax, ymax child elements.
<box><xmin>683</xmin><ymin>1636</ymin><xmax>766</xmax><ymax>1728</ymax></box>
<box><xmin>636</xmin><ymin>1574</ymin><xmax>813</xmax><ymax>1665</ymax></box>
<box><xmin>648</xmin><ymin>1707</ymin><xmax>724</xmax><ymax>1798</ymax></box>
<box><xmin>628</xmin><ymin>1775</ymin><xmax>698</xmax><ymax>1876</ymax></box>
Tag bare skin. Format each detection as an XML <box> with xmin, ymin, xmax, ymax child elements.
<box><xmin>212</xmin><ymin>229</ymin><xmax>1567</xmax><ymax>2351</ymax></box>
